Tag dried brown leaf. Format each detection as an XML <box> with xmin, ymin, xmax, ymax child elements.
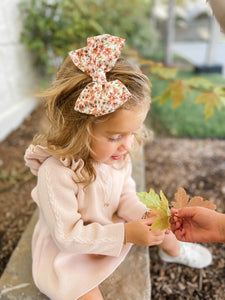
<box><xmin>188</xmin><ymin>196</ymin><xmax>216</xmax><ymax>210</ymax></box>
<box><xmin>171</xmin><ymin>187</ymin><xmax>216</xmax><ymax>210</ymax></box>
<box><xmin>171</xmin><ymin>188</ymin><xmax>189</xmax><ymax>209</ymax></box>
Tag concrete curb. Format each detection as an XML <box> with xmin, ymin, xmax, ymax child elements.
<box><xmin>0</xmin><ymin>149</ymin><xmax>151</xmax><ymax>299</ymax></box>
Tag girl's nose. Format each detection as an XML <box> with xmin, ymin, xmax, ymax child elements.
<box><xmin>118</xmin><ymin>135</ymin><xmax>134</xmax><ymax>151</ymax></box>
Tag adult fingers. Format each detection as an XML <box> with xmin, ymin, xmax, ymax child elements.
<box><xmin>173</xmin><ymin>228</ymin><xmax>186</xmax><ymax>241</ymax></box>
<box><xmin>175</xmin><ymin>207</ymin><xmax>195</xmax><ymax>218</ymax></box>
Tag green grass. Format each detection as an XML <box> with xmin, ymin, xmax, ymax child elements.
<box><xmin>146</xmin><ymin>71</ymin><xmax>225</xmax><ymax>138</ymax></box>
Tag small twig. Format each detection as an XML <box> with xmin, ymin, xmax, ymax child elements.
<box><xmin>199</xmin><ymin>269</ymin><xmax>203</xmax><ymax>291</ymax></box>
<box><xmin>0</xmin><ymin>283</ymin><xmax>30</xmax><ymax>296</ymax></box>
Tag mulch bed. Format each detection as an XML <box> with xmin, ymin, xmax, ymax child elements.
<box><xmin>1</xmin><ymin>105</ymin><xmax>225</xmax><ymax>299</ymax></box>
<box><xmin>0</xmin><ymin>106</ymin><xmax>44</xmax><ymax>275</ymax></box>
<box><xmin>145</xmin><ymin>138</ymin><xmax>225</xmax><ymax>299</ymax></box>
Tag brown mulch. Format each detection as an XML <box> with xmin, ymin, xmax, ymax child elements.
<box><xmin>1</xmin><ymin>105</ymin><xmax>225</xmax><ymax>299</ymax></box>
<box><xmin>0</xmin><ymin>105</ymin><xmax>45</xmax><ymax>275</ymax></box>
<box><xmin>145</xmin><ymin>138</ymin><xmax>225</xmax><ymax>299</ymax></box>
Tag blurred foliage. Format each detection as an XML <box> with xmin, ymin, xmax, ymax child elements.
<box><xmin>147</xmin><ymin>71</ymin><xmax>225</xmax><ymax>137</ymax></box>
<box><xmin>153</xmin><ymin>74</ymin><xmax>225</xmax><ymax>120</ymax></box>
<box><xmin>19</xmin><ymin>0</ymin><xmax>225</xmax><ymax>122</ymax></box>
<box><xmin>130</xmin><ymin>50</ymin><xmax>225</xmax><ymax>120</ymax></box>
<box><xmin>19</xmin><ymin>0</ymin><xmax>161</xmax><ymax>75</ymax></box>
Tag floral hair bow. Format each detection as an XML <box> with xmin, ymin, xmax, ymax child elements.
<box><xmin>69</xmin><ymin>34</ymin><xmax>131</xmax><ymax>117</ymax></box>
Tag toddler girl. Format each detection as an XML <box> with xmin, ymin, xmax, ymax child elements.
<box><xmin>24</xmin><ymin>34</ymin><xmax>212</xmax><ymax>300</ymax></box>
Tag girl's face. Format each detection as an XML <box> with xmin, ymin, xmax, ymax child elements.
<box><xmin>90</xmin><ymin>107</ymin><xmax>148</xmax><ymax>165</ymax></box>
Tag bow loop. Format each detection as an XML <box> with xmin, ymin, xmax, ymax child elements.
<box><xmin>75</xmin><ymin>79</ymin><xmax>129</xmax><ymax>117</ymax></box>
<box><xmin>69</xmin><ymin>34</ymin><xmax>131</xmax><ymax>116</ymax></box>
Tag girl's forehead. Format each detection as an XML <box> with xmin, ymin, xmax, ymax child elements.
<box><xmin>96</xmin><ymin>108</ymin><xmax>147</xmax><ymax>133</ymax></box>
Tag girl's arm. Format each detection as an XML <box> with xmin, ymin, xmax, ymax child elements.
<box><xmin>117</xmin><ymin>163</ymin><xmax>147</xmax><ymax>221</ymax></box>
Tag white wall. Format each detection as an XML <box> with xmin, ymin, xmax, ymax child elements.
<box><xmin>0</xmin><ymin>0</ymin><xmax>39</xmax><ymax>141</ymax></box>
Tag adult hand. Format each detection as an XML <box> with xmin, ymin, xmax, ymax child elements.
<box><xmin>171</xmin><ymin>206</ymin><xmax>225</xmax><ymax>243</ymax></box>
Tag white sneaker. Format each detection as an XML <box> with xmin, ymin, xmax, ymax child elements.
<box><xmin>158</xmin><ymin>241</ymin><xmax>212</xmax><ymax>269</ymax></box>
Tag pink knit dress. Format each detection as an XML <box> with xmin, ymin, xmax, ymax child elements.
<box><xmin>24</xmin><ymin>145</ymin><xmax>147</xmax><ymax>300</ymax></box>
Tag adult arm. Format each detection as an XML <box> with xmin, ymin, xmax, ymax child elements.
<box><xmin>209</xmin><ymin>0</ymin><xmax>225</xmax><ymax>32</ymax></box>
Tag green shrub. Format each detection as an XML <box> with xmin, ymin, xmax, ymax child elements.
<box><xmin>19</xmin><ymin>0</ymin><xmax>160</xmax><ymax>76</ymax></box>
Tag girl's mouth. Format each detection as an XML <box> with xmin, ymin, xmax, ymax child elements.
<box><xmin>111</xmin><ymin>153</ymin><xmax>126</xmax><ymax>160</ymax></box>
<box><xmin>111</xmin><ymin>155</ymin><xmax>122</xmax><ymax>160</ymax></box>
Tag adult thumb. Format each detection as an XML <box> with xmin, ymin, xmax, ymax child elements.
<box><xmin>176</xmin><ymin>207</ymin><xmax>195</xmax><ymax>218</ymax></box>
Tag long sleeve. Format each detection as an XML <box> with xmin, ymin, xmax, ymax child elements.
<box><xmin>117</xmin><ymin>162</ymin><xmax>147</xmax><ymax>222</ymax></box>
<box><xmin>37</xmin><ymin>157</ymin><xmax>125</xmax><ymax>257</ymax></box>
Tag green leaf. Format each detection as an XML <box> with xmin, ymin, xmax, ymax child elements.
<box><xmin>138</xmin><ymin>188</ymin><xmax>161</xmax><ymax>209</ymax></box>
<box><xmin>137</xmin><ymin>188</ymin><xmax>171</xmax><ymax>230</ymax></box>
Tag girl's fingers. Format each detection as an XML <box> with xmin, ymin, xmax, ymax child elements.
<box><xmin>151</xmin><ymin>229</ymin><xmax>166</xmax><ymax>238</ymax></box>
<box><xmin>143</xmin><ymin>217</ymin><xmax>157</xmax><ymax>226</ymax></box>
<box><xmin>147</xmin><ymin>212</ymin><xmax>158</xmax><ymax>218</ymax></box>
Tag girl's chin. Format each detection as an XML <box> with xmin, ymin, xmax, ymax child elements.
<box><xmin>95</xmin><ymin>155</ymin><xmax>125</xmax><ymax>165</ymax></box>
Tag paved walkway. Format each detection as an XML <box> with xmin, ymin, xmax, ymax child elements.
<box><xmin>172</xmin><ymin>41</ymin><xmax>225</xmax><ymax>75</ymax></box>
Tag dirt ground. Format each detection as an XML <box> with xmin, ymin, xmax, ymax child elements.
<box><xmin>0</xmin><ymin>105</ymin><xmax>225</xmax><ymax>299</ymax></box>
<box><xmin>145</xmin><ymin>138</ymin><xmax>225</xmax><ymax>299</ymax></box>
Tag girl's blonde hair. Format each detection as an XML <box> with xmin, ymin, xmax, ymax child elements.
<box><xmin>34</xmin><ymin>56</ymin><xmax>151</xmax><ymax>185</ymax></box>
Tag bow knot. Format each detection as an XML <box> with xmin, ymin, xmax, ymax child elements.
<box><xmin>91</xmin><ymin>70</ymin><xmax>107</xmax><ymax>84</ymax></box>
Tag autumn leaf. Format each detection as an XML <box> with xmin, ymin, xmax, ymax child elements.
<box><xmin>219</xmin><ymin>95</ymin><xmax>225</xmax><ymax>106</ymax></box>
<box><xmin>170</xmin><ymin>79</ymin><xmax>187</xmax><ymax>108</ymax></box>
<box><xmin>151</xmin><ymin>65</ymin><xmax>178</xmax><ymax>80</ymax></box>
<box><xmin>195</xmin><ymin>92</ymin><xmax>221</xmax><ymax>120</ymax></box>
<box><xmin>213</xmin><ymin>85</ymin><xmax>225</xmax><ymax>97</ymax></box>
<box><xmin>137</xmin><ymin>188</ymin><xmax>171</xmax><ymax>230</ymax></box>
<box><xmin>153</xmin><ymin>79</ymin><xmax>187</xmax><ymax>108</ymax></box>
<box><xmin>213</xmin><ymin>86</ymin><xmax>225</xmax><ymax>105</ymax></box>
<box><xmin>153</xmin><ymin>88</ymin><xmax>171</xmax><ymax>105</ymax></box>
<box><xmin>171</xmin><ymin>187</ymin><xmax>216</xmax><ymax>210</ymax></box>
<box><xmin>186</xmin><ymin>77</ymin><xmax>213</xmax><ymax>89</ymax></box>
<box><xmin>139</xmin><ymin>59</ymin><xmax>163</xmax><ymax>68</ymax></box>
<box><xmin>138</xmin><ymin>187</ymin><xmax>216</xmax><ymax>230</ymax></box>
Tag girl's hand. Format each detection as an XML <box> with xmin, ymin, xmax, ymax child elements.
<box><xmin>125</xmin><ymin>217</ymin><xmax>167</xmax><ymax>247</ymax></box>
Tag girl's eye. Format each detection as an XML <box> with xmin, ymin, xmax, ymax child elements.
<box><xmin>108</xmin><ymin>135</ymin><xmax>123</xmax><ymax>142</ymax></box>
<box><xmin>108</xmin><ymin>132</ymin><xmax>136</xmax><ymax>142</ymax></box>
